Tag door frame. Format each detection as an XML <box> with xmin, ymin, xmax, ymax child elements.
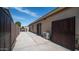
<box><xmin>37</xmin><ymin>23</ymin><xmax>42</xmax><ymax>35</ymax></box>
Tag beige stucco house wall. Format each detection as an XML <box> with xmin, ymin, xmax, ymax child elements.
<box><xmin>29</xmin><ymin>7</ymin><xmax>79</xmax><ymax>42</ymax></box>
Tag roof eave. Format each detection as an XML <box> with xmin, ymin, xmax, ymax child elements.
<box><xmin>28</xmin><ymin>7</ymin><xmax>67</xmax><ymax>26</ymax></box>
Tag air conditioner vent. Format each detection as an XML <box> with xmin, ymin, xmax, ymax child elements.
<box><xmin>42</xmin><ymin>32</ymin><xmax>50</xmax><ymax>40</ymax></box>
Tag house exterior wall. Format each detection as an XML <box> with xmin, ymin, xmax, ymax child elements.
<box><xmin>29</xmin><ymin>8</ymin><xmax>79</xmax><ymax>42</ymax></box>
<box><xmin>28</xmin><ymin>7</ymin><xmax>79</xmax><ymax>50</ymax></box>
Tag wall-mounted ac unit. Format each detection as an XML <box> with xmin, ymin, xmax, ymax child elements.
<box><xmin>42</xmin><ymin>32</ymin><xmax>50</xmax><ymax>40</ymax></box>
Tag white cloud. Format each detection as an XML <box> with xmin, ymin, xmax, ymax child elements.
<box><xmin>14</xmin><ymin>7</ymin><xmax>38</xmax><ymax>17</ymax></box>
<box><xmin>12</xmin><ymin>15</ymin><xmax>25</xmax><ymax>22</ymax></box>
<box><xmin>13</xmin><ymin>15</ymin><xmax>25</xmax><ymax>20</ymax></box>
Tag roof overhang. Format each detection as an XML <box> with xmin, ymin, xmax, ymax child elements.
<box><xmin>28</xmin><ymin>7</ymin><xmax>69</xmax><ymax>26</ymax></box>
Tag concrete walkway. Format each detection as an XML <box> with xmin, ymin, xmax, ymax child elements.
<box><xmin>13</xmin><ymin>32</ymin><xmax>70</xmax><ymax>51</ymax></box>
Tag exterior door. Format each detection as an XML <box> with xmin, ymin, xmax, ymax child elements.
<box><xmin>37</xmin><ymin>23</ymin><xmax>42</xmax><ymax>35</ymax></box>
<box><xmin>51</xmin><ymin>17</ymin><xmax>75</xmax><ymax>50</ymax></box>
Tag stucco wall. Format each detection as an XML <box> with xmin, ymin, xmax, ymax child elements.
<box><xmin>49</xmin><ymin>8</ymin><xmax>79</xmax><ymax>34</ymax></box>
<box><xmin>29</xmin><ymin>8</ymin><xmax>79</xmax><ymax>39</ymax></box>
<box><xmin>41</xmin><ymin>8</ymin><xmax>79</xmax><ymax>35</ymax></box>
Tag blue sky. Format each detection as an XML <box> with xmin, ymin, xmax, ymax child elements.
<box><xmin>9</xmin><ymin>7</ymin><xmax>56</xmax><ymax>26</ymax></box>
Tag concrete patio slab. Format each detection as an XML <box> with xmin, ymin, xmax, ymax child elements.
<box><xmin>13</xmin><ymin>32</ymin><xmax>70</xmax><ymax>51</ymax></box>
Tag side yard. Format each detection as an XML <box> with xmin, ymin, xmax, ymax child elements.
<box><xmin>13</xmin><ymin>32</ymin><xmax>69</xmax><ymax>51</ymax></box>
